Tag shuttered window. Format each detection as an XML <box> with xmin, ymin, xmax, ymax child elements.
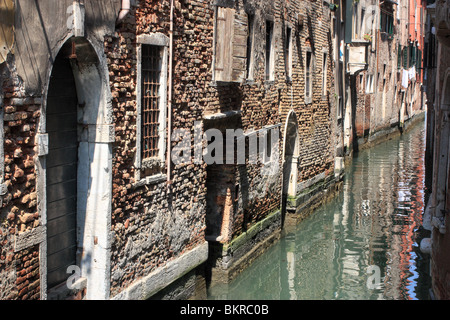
<box><xmin>402</xmin><ymin>46</ymin><xmax>408</xmax><ymax>68</ymax></box>
<box><xmin>410</xmin><ymin>44</ymin><xmax>416</xmax><ymax>68</ymax></box>
<box><xmin>214</xmin><ymin>7</ymin><xmax>247</xmax><ymax>83</ymax></box>
<box><xmin>416</xmin><ymin>49</ymin><xmax>422</xmax><ymax>73</ymax></box>
<box><xmin>380</xmin><ymin>12</ymin><xmax>394</xmax><ymax>35</ymax></box>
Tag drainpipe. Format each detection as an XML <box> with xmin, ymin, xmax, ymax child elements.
<box><xmin>167</xmin><ymin>0</ymin><xmax>174</xmax><ymax>184</ymax></box>
<box><xmin>116</xmin><ymin>0</ymin><xmax>131</xmax><ymax>25</ymax></box>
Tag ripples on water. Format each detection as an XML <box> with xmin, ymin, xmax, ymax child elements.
<box><xmin>208</xmin><ymin>120</ymin><xmax>431</xmax><ymax>300</ymax></box>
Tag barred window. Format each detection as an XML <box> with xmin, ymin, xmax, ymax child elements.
<box><xmin>141</xmin><ymin>44</ymin><xmax>162</xmax><ymax>159</ymax></box>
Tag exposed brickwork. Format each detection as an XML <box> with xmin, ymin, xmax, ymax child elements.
<box><xmin>15</xmin><ymin>245</ymin><xmax>40</xmax><ymax>300</ymax></box>
<box><xmin>0</xmin><ymin>0</ymin><xmax>419</xmax><ymax>300</ymax></box>
<box><xmin>0</xmin><ymin>56</ymin><xmax>40</xmax><ymax>300</ymax></box>
<box><xmin>107</xmin><ymin>0</ymin><xmax>209</xmax><ymax>297</ymax></box>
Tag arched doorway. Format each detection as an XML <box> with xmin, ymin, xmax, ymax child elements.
<box><xmin>281</xmin><ymin>111</ymin><xmax>300</xmax><ymax>226</ymax></box>
<box><xmin>43</xmin><ymin>37</ymin><xmax>113</xmax><ymax>299</ymax></box>
<box><xmin>45</xmin><ymin>40</ymin><xmax>79</xmax><ymax>290</ymax></box>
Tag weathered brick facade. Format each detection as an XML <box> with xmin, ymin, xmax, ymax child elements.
<box><xmin>0</xmin><ymin>0</ymin><xmax>423</xmax><ymax>300</ymax></box>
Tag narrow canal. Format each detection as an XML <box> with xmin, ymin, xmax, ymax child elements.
<box><xmin>207</xmin><ymin>118</ymin><xmax>432</xmax><ymax>300</ymax></box>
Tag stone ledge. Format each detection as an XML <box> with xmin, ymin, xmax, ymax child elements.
<box><xmin>111</xmin><ymin>241</ymin><xmax>208</xmax><ymax>300</ymax></box>
<box><xmin>288</xmin><ymin>172</ymin><xmax>336</xmax><ymax>209</ymax></box>
<box><xmin>14</xmin><ymin>225</ymin><xmax>45</xmax><ymax>252</ymax></box>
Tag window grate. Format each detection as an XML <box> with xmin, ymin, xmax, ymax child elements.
<box><xmin>141</xmin><ymin>45</ymin><xmax>161</xmax><ymax>159</ymax></box>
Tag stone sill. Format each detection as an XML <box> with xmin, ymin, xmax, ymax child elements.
<box><xmin>133</xmin><ymin>173</ymin><xmax>167</xmax><ymax>188</ymax></box>
<box><xmin>47</xmin><ymin>277</ymin><xmax>87</xmax><ymax>300</ymax></box>
<box><xmin>203</xmin><ymin>110</ymin><xmax>242</xmax><ymax>121</ymax></box>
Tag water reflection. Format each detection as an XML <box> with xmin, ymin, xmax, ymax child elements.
<box><xmin>208</xmin><ymin>120</ymin><xmax>431</xmax><ymax>300</ymax></box>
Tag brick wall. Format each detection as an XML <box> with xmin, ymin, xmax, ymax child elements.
<box><xmin>0</xmin><ymin>0</ymin><xmax>339</xmax><ymax>299</ymax></box>
<box><xmin>107</xmin><ymin>0</ymin><xmax>210</xmax><ymax>297</ymax></box>
<box><xmin>204</xmin><ymin>0</ymin><xmax>335</xmax><ymax>242</ymax></box>
<box><xmin>0</xmin><ymin>56</ymin><xmax>40</xmax><ymax>300</ymax></box>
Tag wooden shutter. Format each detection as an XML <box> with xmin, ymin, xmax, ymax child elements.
<box><xmin>403</xmin><ymin>46</ymin><xmax>408</xmax><ymax>68</ymax></box>
<box><xmin>232</xmin><ymin>14</ymin><xmax>247</xmax><ymax>82</ymax></box>
<box><xmin>214</xmin><ymin>7</ymin><xmax>247</xmax><ymax>83</ymax></box>
<box><xmin>416</xmin><ymin>49</ymin><xmax>422</xmax><ymax>71</ymax></box>
<box><xmin>215</xmin><ymin>7</ymin><xmax>234</xmax><ymax>82</ymax></box>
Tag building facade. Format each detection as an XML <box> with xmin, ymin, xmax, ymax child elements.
<box><xmin>423</xmin><ymin>0</ymin><xmax>450</xmax><ymax>301</ymax></box>
<box><xmin>0</xmin><ymin>0</ymin><xmax>341</xmax><ymax>300</ymax></box>
<box><xmin>0</xmin><ymin>0</ymin><xmax>424</xmax><ymax>300</ymax></box>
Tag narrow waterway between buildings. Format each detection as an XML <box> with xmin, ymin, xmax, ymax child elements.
<box><xmin>207</xmin><ymin>118</ymin><xmax>432</xmax><ymax>300</ymax></box>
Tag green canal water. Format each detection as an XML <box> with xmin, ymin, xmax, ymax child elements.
<box><xmin>208</xmin><ymin>118</ymin><xmax>432</xmax><ymax>300</ymax></box>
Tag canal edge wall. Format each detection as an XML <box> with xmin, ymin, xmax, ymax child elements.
<box><xmin>356</xmin><ymin>111</ymin><xmax>426</xmax><ymax>154</ymax></box>
<box><xmin>206</xmin><ymin>170</ymin><xmax>345</xmax><ymax>288</ymax></box>
<box><xmin>206</xmin><ymin>209</ymin><xmax>283</xmax><ymax>285</ymax></box>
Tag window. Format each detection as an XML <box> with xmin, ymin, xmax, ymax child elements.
<box><xmin>360</xmin><ymin>8</ymin><xmax>366</xmax><ymax>39</ymax></box>
<box><xmin>305</xmin><ymin>50</ymin><xmax>313</xmax><ymax>103</ymax></box>
<box><xmin>416</xmin><ymin>49</ymin><xmax>422</xmax><ymax>75</ymax></box>
<box><xmin>136</xmin><ymin>34</ymin><xmax>168</xmax><ymax>181</ymax></box>
<box><xmin>246</xmin><ymin>13</ymin><xmax>255</xmax><ymax>80</ymax></box>
<box><xmin>214</xmin><ymin>6</ymin><xmax>246</xmax><ymax>83</ymax></box>
<box><xmin>285</xmin><ymin>27</ymin><xmax>293</xmax><ymax>80</ymax></box>
<box><xmin>366</xmin><ymin>74</ymin><xmax>374</xmax><ymax>94</ymax></box>
<box><xmin>352</xmin><ymin>2</ymin><xmax>358</xmax><ymax>39</ymax></box>
<box><xmin>402</xmin><ymin>46</ymin><xmax>408</xmax><ymax>68</ymax></box>
<box><xmin>141</xmin><ymin>45</ymin><xmax>162</xmax><ymax>159</ymax></box>
<box><xmin>380</xmin><ymin>12</ymin><xmax>394</xmax><ymax>36</ymax></box>
<box><xmin>359</xmin><ymin>73</ymin><xmax>364</xmax><ymax>93</ymax></box>
<box><xmin>322</xmin><ymin>52</ymin><xmax>328</xmax><ymax>96</ymax></box>
<box><xmin>265</xmin><ymin>20</ymin><xmax>274</xmax><ymax>81</ymax></box>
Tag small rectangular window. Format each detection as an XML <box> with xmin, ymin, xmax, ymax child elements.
<box><xmin>322</xmin><ymin>52</ymin><xmax>328</xmax><ymax>96</ymax></box>
<box><xmin>246</xmin><ymin>14</ymin><xmax>255</xmax><ymax>80</ymax></box>
<box><xmin>360</xmin><ymin>9</ymin><xmax>366</xmax><ymax>39</ymax></box>
<box><xmin>285</xmin><ymin>27</ymin><xmax>292</xmax><ymax>80</ymax></box>
<box><xmin>359</xmin><ymin>73</ymin><xmax>364</xmax><ymax>93</ymax></box>
<box><xmin>352</xmin><ymin>3</ymin><xmax>358</xmax><ymax>39</ymax></box>
<box><xmin>265</xmin><ymin>20</ymin><xmax>274</xmax><ymax>81</ymax></box>
<box><xmin>136</xmin><ymin>33</ymin><xmax>169</xmax><ymax>182</ymax></box>
<box><xmin>141</xmin><ymin>45</ymin><xmax>162</xmax><ymax>160</ymax></box>
<box><xmin>305</xmin><ymin>51</ymin><xmax>313</xmax><ymax>102</ymax></box>
<box><xmin>366</xmin><ymin>74</ymin><xmax>374</xmax><ymax>94</ymax></box>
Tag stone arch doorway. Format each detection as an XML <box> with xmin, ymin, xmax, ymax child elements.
<box><xmin>45</xmin><ymin>39</ymin><xmax>80</xmax><ymax>291</ymax></box>
<box><xmin>281</xmin><ymin>110</ymin><xmax>300</xmax><ymax>226</ymax></box>
<box><xmin>42</xmin><ymin>37</ymin><xmax>113</xmax><ymax>299</ymax></box>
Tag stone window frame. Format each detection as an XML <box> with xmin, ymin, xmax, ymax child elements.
<box><xmin>135</xmin><ymin>33</ymin><xmax>169</xmax><ymax>185</ymax></box>
<box><xmin>285</xmin><ymin>24</ymin><xmax>293</xmax><ymax>82</ymax></box>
